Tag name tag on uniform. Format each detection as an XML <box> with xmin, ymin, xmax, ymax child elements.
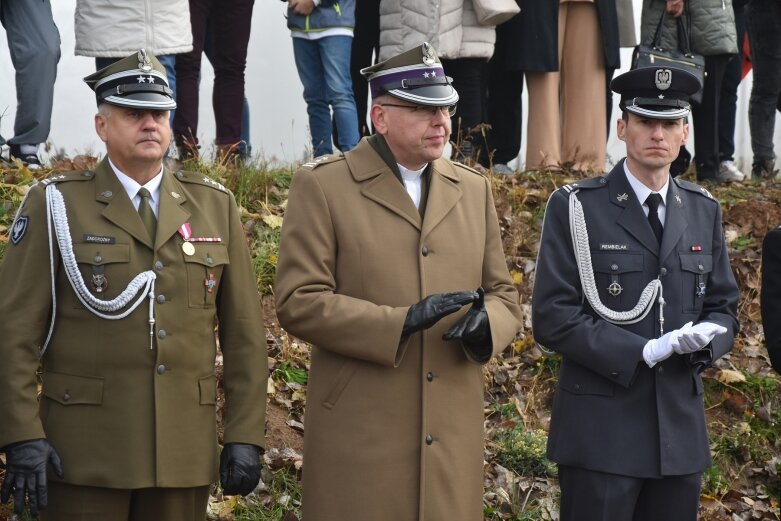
<box><xmin>83</xmin><ymin>234</ymin><xmax>116</xmax><ymax>244</ymax></box>
<box><xmin>600</xmin><ymin>243</ymin><xmax>627</xmax><ymax>251</ymax></box>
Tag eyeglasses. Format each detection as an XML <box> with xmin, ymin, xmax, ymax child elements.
<box><xmin>380</xmin><ymin>103</ymin><xmax>457</xmax><ymax>118</ymax></box>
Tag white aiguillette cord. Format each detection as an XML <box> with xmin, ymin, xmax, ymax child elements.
<box><xmin>40</xmin><ymin>183</ymin><xmax>157</xmax><ymax>355</ymax></box>
<box><xmin>566</xmin><ymin>187</ymin><xmax>665</xmax><ymax>336</ymax></box>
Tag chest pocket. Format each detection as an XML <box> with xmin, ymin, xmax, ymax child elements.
<box><xmin>590</xmin><ymin>252</ymin><xmax>644</xmax><ymax>310</ymax></box>
<box><xmin>184</xmin><ymin>243</ymin><xmax>230</xmax><ymax>308</ymax></box>
<box><xmin>679</xmin><ymin>253</ymin><xmax>712</xmax><ymax>313</ymax></box>
<box><xmin>72</xmin><ymin>243</ymin><xmax>131</xmax><ymax>304</ymax></box>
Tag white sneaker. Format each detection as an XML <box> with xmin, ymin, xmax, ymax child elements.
<box><xmin>718</xmin><ymin>160</ymin><xmax>745</xmax><ymax>182</ymax></box>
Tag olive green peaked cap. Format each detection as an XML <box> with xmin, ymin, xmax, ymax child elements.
<box><xmin>84</xmin><ymin>49</ymin><xmax>176</xmax><ymax>110</ymax></box>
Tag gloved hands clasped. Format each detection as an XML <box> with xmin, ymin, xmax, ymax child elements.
<box><xmin>219</xmin><ymin>443</ymin><xmax>263</xmax><ymax>496</ymax></box>
<box><xmin>443</xmin><ymin>287</ymin><xmax>492</xmax><ymax>351</ymax></box>
<box><xmin>0</xmin><ymin>438</ymin><xmax>63</xmax><ymax>516</ymax></box>
<box><xmin>642</xmin><ymin>321</ymin><xmax>728</xmax><ymax>367</ymax></box>
<box><xmin>402</xmin><ymin>290</ymin><xmax>479</xmax><ymax>338</ymax></box>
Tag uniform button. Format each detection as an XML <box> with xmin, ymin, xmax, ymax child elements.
<box><xmin>94</xmin><ymin>255</ymin><xmax>102</xmax><ymax>263</ymax></box>
<box><xmin>610</xmin><ymin>263</ymin><xmax>618</xmax><ymax>271</ymax></box>
<box><xmin>154</xmin><ymin>261</ymin><xmax>164</xmax><ymax>271</ymax></box>
<box><xmin>599</xmin><ymin>178</ymin><xmax>606</xmax><ymax>184</ymax></box>
<box><xmin>426</xmin><ymin>372</ymin><xmax>434</xmax><ymax>382</ymax></box>
<box><xmin>425</xmin><ymin>435</ymin><xmax>433</xmax><ymax>445</ymax></box>
<box><xmin>157</xmin><ymin>329</ymin><xmax>167</xmax><ymax>339</ymax></box>
<box><xmin>660</xmin><ymin>267</ymin><xmax>668</xmax><ymax>276</ymax></box>
<box><xmin>206</xmin><ymin>257</ymin><xmax>214</xmax><ymax>265</ymax></box>
<box><xmin>176</xmin><ymin>171</ymin><xmax>184</xmax><ymax>179</ymax></box>
<box><xmin>421</xmin><ymin>246</ymin><xmax>429</xmax><ymax>257</ymax></box>
<box><xmin>156</xmin><ymin>294</ymin><xmax>166</xmax><ymax>304</ymax></box>
<box><xmin>610</xmin><ymin>372</ymin><xmax>619</xmax><ymax>378</ymax></box>
<box><xmin>574</xmin><ymin>383</ymin><xmax>581</xmax><ymax>390</ymax></box>
<box><xmin>157</xmin><ymin>364</ymin><xmax>166</xmax><ymax>375</ymax></box>
<box><xmin>62</xmin><ymin>391</ymin><xmax>70</xmax><ymax>402</ymax></box>
<box><xmin>698</xmin><ymin>264</ymin><xmax>704</xmax><ymax>271</ymax></box>
<box><xmin>658</xmin><ymin>366</ymin><xmax>664</xmax><ymax>373</ymax></box>
<box><xmin>83</xmin><ymin>171</ymin><xmax>93</xmax><ymax>178</ymax></box>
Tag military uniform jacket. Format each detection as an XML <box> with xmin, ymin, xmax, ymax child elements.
<box><xmin>0</xmin><ymin>158</ymin><xmax>267</xmax><ymax>489</ymax></box>
<box><xmin>274</xmin><ymin>137</ymin><xmax>522</xmax><ymax>521</ymax></box>
<box><xmin>532</xmin><ymin>161</ymin><xmax>738</xmax><ymax>478</ymax></box>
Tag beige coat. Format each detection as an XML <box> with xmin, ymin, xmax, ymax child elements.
<box><xmin>0</xmin><ymin>159</ymin><xmax>266</xmax><ymax>489</ymax></box>
<box><xmin>275</xmin><ymin>138</ymin><xmax>522</xmax><ymax>521</ymax></box>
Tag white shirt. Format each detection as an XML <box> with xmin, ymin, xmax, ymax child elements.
<box><xmin>623</xmin><ymin>161</ymin><xmax>669</xmax><ymax>227</ymax></box>
<box><xmin>109</xmin><ymin>158</ymin><xmax>163</xmax><ymax>218</ymax></box>
<box><xmin>398</xmin><ymin>163</ymin><xmax>426</xmax><ymax>209</ymax></box>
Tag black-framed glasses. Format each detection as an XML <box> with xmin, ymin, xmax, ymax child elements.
<box><xmin>380</xmin><ymin>103</ymin><xmax>457</xmax><ymax>118</ymax></box>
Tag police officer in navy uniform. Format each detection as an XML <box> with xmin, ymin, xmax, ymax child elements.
<box><xmin>0</xmin><ymin>50</ymin><xmax>267</xmax><ymax>520</ymax></box>
<box><xmin>532</xmin><ymin>67</ymin><xmax>739</xmax><ymax>520</ymax></box>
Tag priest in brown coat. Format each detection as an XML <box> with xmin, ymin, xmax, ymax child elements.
<box><xmin>275</xmin><ymin>43</ymin><xmax>522</xmax><ymax>521</ymax></box>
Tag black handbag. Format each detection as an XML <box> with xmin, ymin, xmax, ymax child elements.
<box><xmin>633</xmin><ymin>5</ymin><xmax>705</xmax><ymax>104</ymax></box>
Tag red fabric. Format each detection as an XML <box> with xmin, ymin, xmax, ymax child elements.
<box><xmin>742</xmin><ymin>32</ymin><xmax>752</xmax><ymax>79</ymax></box>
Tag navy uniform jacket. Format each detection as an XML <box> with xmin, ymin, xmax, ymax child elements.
<box><xmin>532</xmin><ymin>160</ymin><xmax>739</xmax><ymax>478</ymax></box>
<box><xmin>761</xmin><ymin>228</ymin><xmax>781</xmax><ymax>374</ymax></box>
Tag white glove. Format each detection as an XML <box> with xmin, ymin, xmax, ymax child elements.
<box><xmin>672</xmin><ymin>321</ymin><xmax>728</xmax><ymax>354</ymax></box>
<box><xmin>642</xmin><ymin>326</ymin><xmax>686</xmax><ymax>368</ymax></box>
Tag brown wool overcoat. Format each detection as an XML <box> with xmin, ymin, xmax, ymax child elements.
<box><xmin>0</xmin><ymin>158</ymin><xmax>267</xmax><ymax>489</ymax></box>
<box><xmin>275</xmin><ymin>138</ymin><xmax>522</xmax><ymax>521</ymax></box>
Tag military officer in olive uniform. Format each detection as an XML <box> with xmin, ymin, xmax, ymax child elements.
<box><xmin>532</xmin><ymin>67</ymin><xmax>739</xmax><ymax>521</ymax></box>
<box><xmin>274</xmin><ymin>44</ymin><xmax>522</xmax><ymax>521</ymax></box>
<box><xmin>0</xmin><ymin>50</ymin><xmax>267</xmax><ymax>520</ymax></box>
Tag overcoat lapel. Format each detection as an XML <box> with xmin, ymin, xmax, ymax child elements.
<box><xmin>659</xmin><ymin>180</ymin><xmax>688</xmax><ymax>263</ymax></box>
<box><xmin>607</xmin><ymin>165</ymin><xmax>660</xmax><ymax>256</ymax></box>
<box><xmin>421</xmin><ymin>158</ymin><xmax>462</xmax><ymax>241</ymax></box>
<box><xmin>94</xmin><ymin>158</ymin><xmax>153</xmax><ymax>249</ymax></box>
<box><xmin>155</xmin><ymin>171</ymin><xmax>191</xmax><ymax>251</ymax></box>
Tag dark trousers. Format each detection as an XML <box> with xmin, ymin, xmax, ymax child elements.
<box><xmin>41</xmin><ymin>481</ymin><xmax>210</xmax><ymax>521</ymax></box>
<box><xmin>746</xmin><ymin>0</ymin><xmax>781</xmax><ymax>162</ymax></box>
<box><xmin>350</xmin><ymin>0</ymin><xmax>380</xmax><ymax>137</ymax></box>
<box><xmin>718</xmin><ymin>3</ymin><xmax>746</xmax><ymax>162</ymax></box>
<box><xmin>174</xmin><ymin>0</ymin><xmax>255</xmax><ymax>148</ymax></box>
<box><xmin>440</xmin><ymin>58</ymin><xmax>489</xmax><ymax>162</ymax></box>
<box><xmin>692</xmin><ymin>54</ymin><xmax>732</xmax><ymax>180</ymax></box>
<box><xmin>484</xmin><ymin>62</ymin><xmax>523</xmax><ymax>166</ymax></box>
<box><xmin>558</xmin><ymin>465</ymin><xmax>701</xmax><ymax>521</ymax></box>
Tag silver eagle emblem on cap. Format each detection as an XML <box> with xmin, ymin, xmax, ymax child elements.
<box><xmin>138</xmin><ymin>49</ymin><xmax>153</xmax><ymax>72</ymax></box>
<box><xmin>421</xmin><ymin>42</ymin><xmax>435</xmax><ymax>66</ymax></box>
<box><xmin>655</xmin><ymin>68</ymin><xmax>672</xmax><ymax>91</ymax></box>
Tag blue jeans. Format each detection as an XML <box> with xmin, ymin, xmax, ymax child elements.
<box><xmin>746</xmin><ymin>0</ymin><xmax>781</xmax><ymax>162</ymax></box>
<box><xmin>293</xmin><ymin>35</ymin><xmax>359</xmax><ymax>157</ymax></box>
<box><xmin>96</xmin><ymin>55</ymin><xmax>177</xmax><ymax>125</ymax></box>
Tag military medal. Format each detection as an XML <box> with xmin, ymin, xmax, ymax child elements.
<box><xmin>607</xmin><ymin>281</ymin><xmax>623</xmax><ymax>297</ymax></box>
<box><xmin>182</xmin><ymin>242</ymin><xmax>195</xmax><ymax>256</ymax></box>
<box><xmin>204</xmin><ymin>273</ymin><xmax>216</xmax><ymax>293</ymax></box>
<box><xmin>178</xmin><ymin>223</ymin><xmax>195</xmax><ymax>255</ymax></box>
<box><xmin>92</xmin><ymin>265</ymin><xmax>108</xmax><ymax>293</ymax></box>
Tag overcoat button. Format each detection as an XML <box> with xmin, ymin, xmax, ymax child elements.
<box><xmin>156</xmin><ymin>295</ymin><xmax>166</xmax><ymax>304</ymax></box>
<box><xmin>660</xmin><ymin>267</ymin><xmax>668</xmax><ymax>276</ymax></box>
<box><xmin>425</xmin><ymin>435</ymin><xmax>433</xmax><ymax>445</ymax></box>
<box><xmin>154</xmin><ymin>261</ymin><xmax>164</xmax><ymax>270</ymax></box>
<box><xmin>421</xmin><ymin>247</ymin><xmax>429</xmax><ymax>257</ymax></box>
<box><xmin>94</xmin><ymin>255</ymin><xmax>102</xmax><ymax>263</ymax></box>
<box><xmin>62</xmin><ymin>392</ymin><xmax>70</xmax><ymax>402</ymax></box>
<box><xmin>158</xmin><ymin>329</ymin><xmax>167</xmax><ymax>339</ymax></box>
<box><xmin>157</xmin><ymin>365</ymin><xmax>166</xmax><ymax>375</ymax></box>
<box><xmin>426</xmin><ymin>372</ymin><xmax>434</xmax><ymax>382</ymax></box>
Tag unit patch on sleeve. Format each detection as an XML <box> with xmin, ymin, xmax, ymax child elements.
<box><xmin>10</xmin><ymin>215</ymin><xmax>29</xmax><ymax>245</ymax></box>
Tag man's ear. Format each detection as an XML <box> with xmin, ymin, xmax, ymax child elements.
<box><xmin>370</xmin><ymin>104</ymin><xmax>388</xmax><ymax>136</ymax></box>
<box><xmin>681</xmin><ymin>121</ymin><xmax>690</xmax><ymax>145</ymax></box>
<box><xmin>616</xmin><ymin>117</ymin><xmax>627</xmax><ymax>143</ymax></box>
<box><xmin>95</xmin><ymin>113</ymin><xmax>109</xmax><ymax>143</ymax></box>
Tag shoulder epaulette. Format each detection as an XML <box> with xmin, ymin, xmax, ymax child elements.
<box><xmin>675</xmin><ymin>179</ymin><xmax>717</xmax><ymax>201</ymax></box>
<box><xmin>39</xmin><ymin>170</ymin><xmax>96</xmax><ymax>186</ymax></box>
<box><xmin>559</xmin><ymin>175</ymin><xmax>607</xmax><ymax>194</ymax></box>
<box><xmin>452</xmin><ymin>161</ymin><xmax>485</xmax><ymax>177</ymax></box>
<box><xmin>173</xmin><ymin>170</ymin><xmax>228</xmax><ymax>192</ymax></box>
<box><xmin>300</xmin><ymin>153</ymin><xmax>345</xmax><ymax>170</ymax></box>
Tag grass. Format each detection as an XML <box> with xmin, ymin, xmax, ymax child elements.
<box><xmin>230</xmin><ymin>467</ymin><xmax>302</xmax><ymax>521</ymax></box>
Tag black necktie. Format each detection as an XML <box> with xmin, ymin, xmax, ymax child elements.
<box><xmin>137</xmin><ymin>187</ymin><xmax>157</xmax><ymax>240</ymax></box>
<box><xmin>645</xmin><ymin>193</ymin><xmax>663</xmax><ymax>244</ymax></box>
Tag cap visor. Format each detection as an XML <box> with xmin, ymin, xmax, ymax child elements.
<box><xmin>386</xmin><ymin>85</ymin><xmax>459</xmax><ymax>106</ymax></box>
<box><xmin>102</xmin><ymin>92</ymin><xmax>176</xmax><ymax>110</ymax></box>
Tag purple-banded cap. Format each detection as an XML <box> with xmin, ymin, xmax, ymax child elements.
<box><xmin>361</xmin><ymin>42</ymin><xmax>459</xmax><ymax>107</ymax></box>
<box><xmin>84</xmin><ymin>49</ymin><xmax>176</xmax><ymax>110</ymax></box>
<box><xmin>611</xmin><ymin>66</ymin><xmax>701</xmax><ymax>120</ymax></box>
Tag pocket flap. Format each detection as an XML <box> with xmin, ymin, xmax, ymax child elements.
<box><xmin>679</xmin><ymin>253</ymin><xmax>713</xmax><ymax>274</ymax></box>
<box><xmin>183</xmin><ymin>243</ymin><xmax>230</xmax><ymax>267</ymax></box>
<box><xmin>73</xmin><ymin>243</ymin><xmax>130</xmax><ymax>265</ymax></box>
<box><xmin>42</xmin><ymin>371</ymin><xmax>104</xmax><ymax>405</ymax></box>
<box><xmin>199</xmin><ymin>374</ymin><xmax>217</xmax><ymax>405</ymax></box>
<box><xmin>590</xmin><ymin>252</ymin><xmax>644</xmax><ymax>274</ymax></box>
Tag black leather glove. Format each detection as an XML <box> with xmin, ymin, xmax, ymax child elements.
<box><xmin>402</xmin><ymin>290</ymin><xmax>479</xmax><ymax>338</ymax></box>
<box><xmin>0</xmin><ymin>438</ymin><xmax>63</xmax><ymax>516</ymax></box>
<box><xmin>443</xmin><ymin>287</ymin><xmax>491</xmax><ymax>351</ymax></box>
<box><xmin>219</xmin><ymin>443</ymin><xmax>262</xmax><ymax>496</ymax></box>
